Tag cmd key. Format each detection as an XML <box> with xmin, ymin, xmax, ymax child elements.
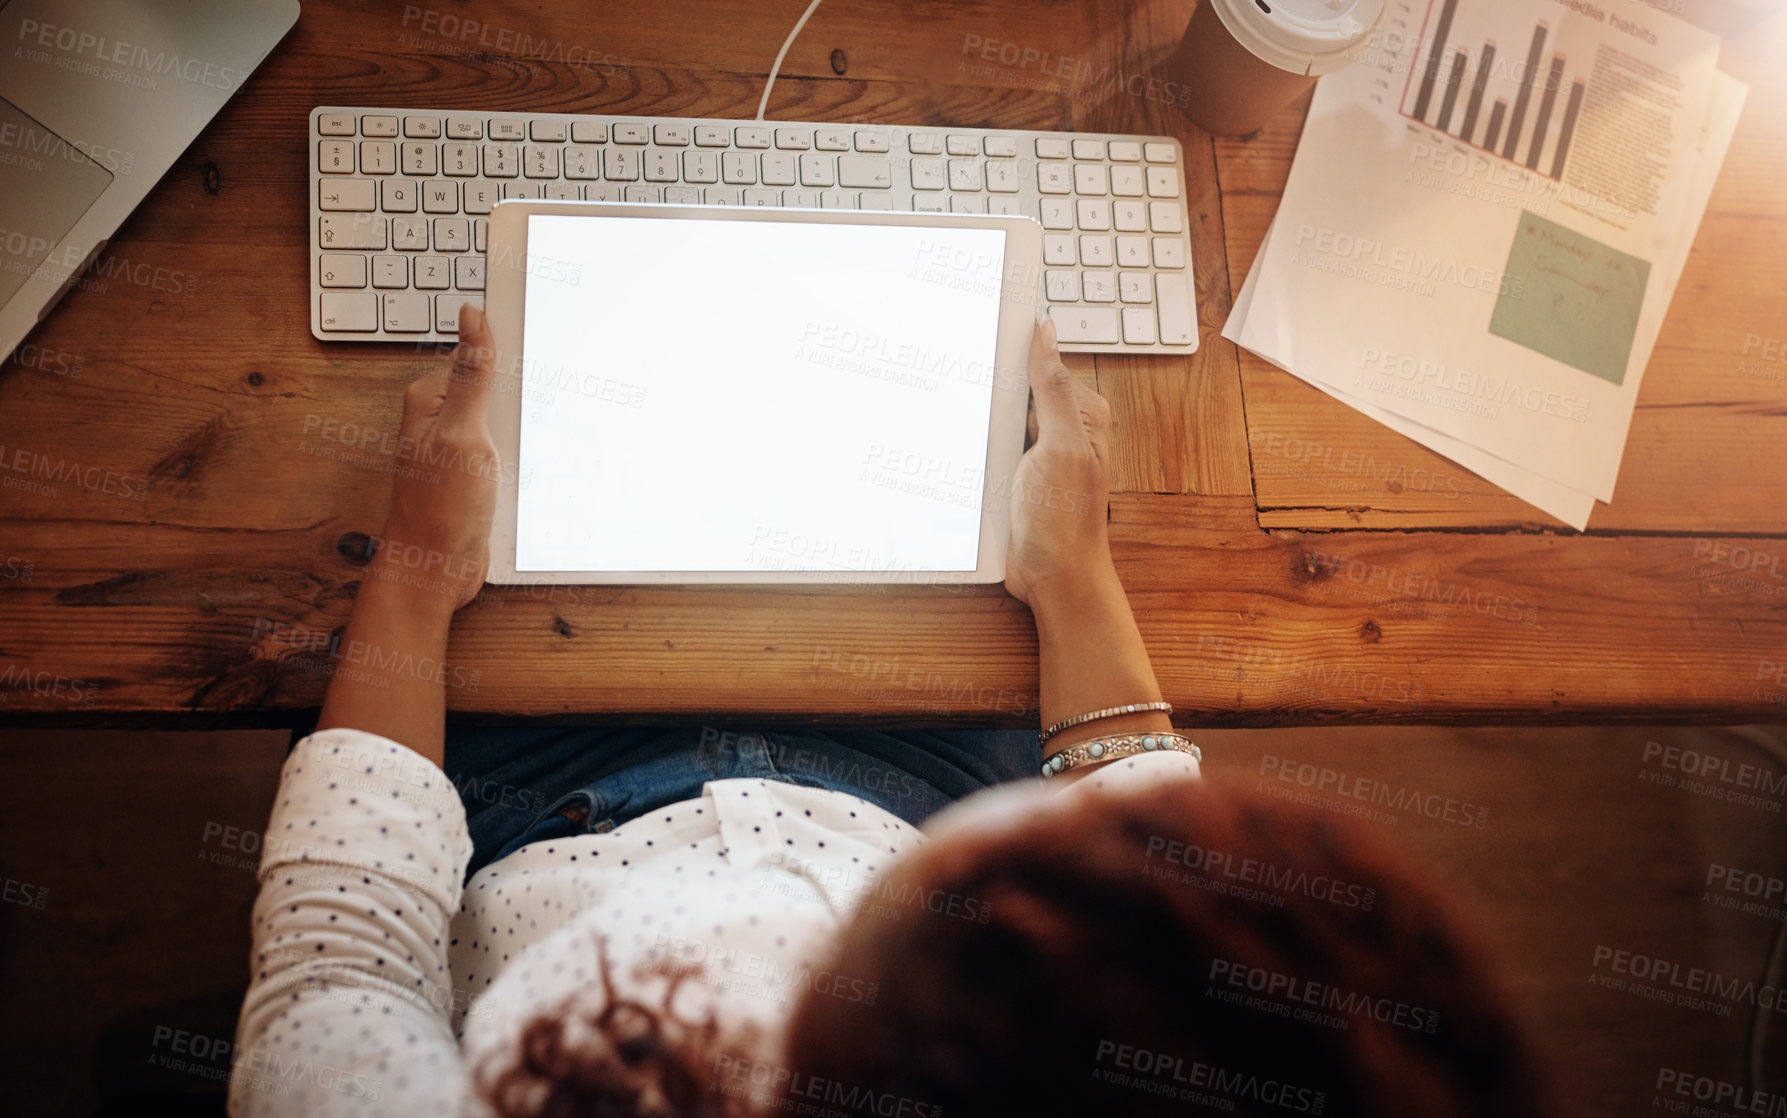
<box><xmin>435</xmin><ymin>294</ymin><xmax>482</xmax><ymax>333</ymax></box>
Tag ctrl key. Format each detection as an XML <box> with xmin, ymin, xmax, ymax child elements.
<box><xmin>318</xmin><ymin>292</ymin><xmax>377</xmax><ymax>332</ymax></box>
<box><xmin>435</xmin><ymin>294</ymin><xmax>483</xmax><ymax>334</ymax></box>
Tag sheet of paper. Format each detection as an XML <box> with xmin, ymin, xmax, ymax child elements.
<box><xmin>1225</xmin><ymin>70</ymin><xmax>1746</xmax><ymax>530</ymax></box>
<box><xmin>1229</xmin><ymin>224</ymin><xmax>1598</xmax><ymax>528</ymax></box>
<box><xmin>1233</xmin><ymin>0</ymin><xmax>1724</xmax><ymax>501</ymax></box>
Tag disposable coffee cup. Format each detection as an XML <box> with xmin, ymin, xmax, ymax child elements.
<box><xmin>1165</xmin><ymin>0</ymin><xmax>1385</xmax><ymax>138</ymax></box>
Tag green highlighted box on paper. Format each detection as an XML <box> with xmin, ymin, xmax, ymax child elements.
<box><xmin>1490</xmin><ymin>211</ymin><xmax>1651</xmax><ymax>387</ymax></box>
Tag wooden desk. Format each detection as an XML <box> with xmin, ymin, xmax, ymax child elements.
<box><xmin>2</xmin><ymin>1</ymin><xmax>1784</xmax><ymax>725</ymax></box>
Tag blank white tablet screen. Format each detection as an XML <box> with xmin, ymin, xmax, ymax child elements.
<box><xmin>515</xmin><ymin>213</ymin><xmax>1009</xmax><ymax>573</ymax></box>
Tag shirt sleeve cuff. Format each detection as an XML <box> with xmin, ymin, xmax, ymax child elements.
<box><xmin>259</xmin><ymin>728</ymin><xmax>472</xmax><ymax>913</ymax></box>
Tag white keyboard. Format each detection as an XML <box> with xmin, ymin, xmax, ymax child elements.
<box><xmin>308</xmin><ymin>106</ymin><xmax>1198</xmax><ymax>354</ymax></box>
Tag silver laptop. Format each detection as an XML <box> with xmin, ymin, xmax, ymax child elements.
<box><xmin>0</xmin><ymin>0</ymin><xmax>299</xmax><ymax>362</ymax></box>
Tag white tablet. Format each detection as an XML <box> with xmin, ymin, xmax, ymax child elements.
<box><xmin>482</xmin><ymin>201</ymin><xmax>1043</xmax><ymax>585</ymax></box>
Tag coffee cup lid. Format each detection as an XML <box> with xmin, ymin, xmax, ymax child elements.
<box><xmin>1207</xmin><ymin>0</ymin><xmax>1386</xmax><ymax>77</ymax></box>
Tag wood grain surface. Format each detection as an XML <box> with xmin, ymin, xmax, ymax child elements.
<box><xmin>1</xmin><ymin>0</ymin><xmax>1783</xmax><ymax>723</ymax></box>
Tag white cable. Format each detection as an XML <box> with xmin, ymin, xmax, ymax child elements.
<box><xmin>756</xmin><ymin>0</ymin><xmax>827</xmax><ymax>122</ymax></box>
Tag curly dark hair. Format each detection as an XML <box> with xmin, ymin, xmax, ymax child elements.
<box><xmin>474</xmin><ymin>937</ymin><xmax>758</xmax><ymax>1118</ymax></box>
<box><xmin>776</xmin><ymin>777</ymin><xmax>1553</xmax><ymax>1118</ymax></box>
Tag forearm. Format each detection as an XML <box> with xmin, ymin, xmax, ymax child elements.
<box><xmin>1032</xmin><ymin>561</ymin><xmax>1173</xmax><ymax>774</ymax></box>
<box><xmin>316</xmin><ymin>558</ymin><xmax>457</xmax><ymax>767</ymax></box>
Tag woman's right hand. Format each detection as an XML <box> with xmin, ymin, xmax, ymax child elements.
<box><xmin>1003</xmin><ymin>316</ymin><xmax>1116</xmax><ymax>610</ymax></box>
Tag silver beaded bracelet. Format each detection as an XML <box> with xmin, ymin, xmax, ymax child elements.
<box><xmin>1041</xmin><ymin>732</ymin><xmax>1202</xmax><ymax>778</ymax></box>
<box><xmin>1039</xmin><ymin>701</ymin><xmax>1173</xmax><ymax>746</ymax></box>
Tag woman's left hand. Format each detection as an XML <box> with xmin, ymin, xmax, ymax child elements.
<box><xmin>375</xmin><ymin>302</ymin><xmax>501</xmax><ymax>612</ymax></box>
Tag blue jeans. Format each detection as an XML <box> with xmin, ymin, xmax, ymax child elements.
<box><xmin>442</xmin><ymin>725</ymin><xmax>1042</xmax><ymax>878</ymax></box>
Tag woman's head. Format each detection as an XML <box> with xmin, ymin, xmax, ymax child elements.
<box><xmin>775</xmin><ymin>777</ymin><xmax>1550</xmax><ymax>1118</ymax></box>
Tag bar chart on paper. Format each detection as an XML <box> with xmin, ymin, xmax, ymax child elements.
<box><xmin>1400</xmin><ymin>0</ymin><xmax>1587</xmax><ymax>181</ymax></box>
